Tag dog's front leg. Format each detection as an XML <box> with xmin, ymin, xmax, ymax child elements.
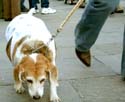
<box><xmin>13</xmin><ymin>66</ymin><xmax>25</xmax><ymax>94</ymax></box>
<box><xmin>48</xmin><ymin>65</ymin><xmax>60</xmax><ymax>102</ymax></box>
<box><xmin>14</xmin><ymin>81</ymin><xmax>25</xmax><ymax>94</ymax></box>
<box><xmin>50</xmin><ymin>81</ymin><xmax>60</xmax><ymax>102</ymax></box>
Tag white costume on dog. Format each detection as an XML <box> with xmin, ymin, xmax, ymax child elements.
<box><xmin>5</xmin><ymin>9</ymin><xmax>56</xmax><ymax>65</ymax></box>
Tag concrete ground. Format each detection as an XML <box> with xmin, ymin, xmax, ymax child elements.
<box><xmin>0</xmin><ymin>0</ymin><xmax>125</xmax><ymax>102</ymax></box>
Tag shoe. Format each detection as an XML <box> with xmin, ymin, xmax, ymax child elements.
<box><xmin>33</xmin><ymin>9</ymin><xmax>39</xmax><ymax>14</ymax></box>
<box><xmin>36</xmin><ymin>9</ymin><xmax>40</xmax><ymax>13</ymax></box>
<box><xmin>115</xmin><ymin>9</ymin><xmax>124</xmax><ymax>13</ymax></box>
<box><xmin>4</xmin><ymin>18</ymin><xmax>12</xmax><ymax>21</ymax></box>
<box><xmin>79</xmin><ymin>1</ymin><xmax>86</xmax><ymax>8</ymax></box>
<box><xmin>111</xmin><ymin>5</ymin><xmax>124</xmax><ymax>14</ymax></box>
<box><xmin>115</xmin><ymin>5</ymin><xmax>124</xmax><ymax>13</ymax></box>
<box><xmin>21</xmin><ymin>7</ymin><xmax>29</xmax><ymax>12</ymax></box>
<box><xmin>121</xmin><ymin>76</ymin><xmax>125</xmax><ymax>81</ymax></box>
<box><xmin>41</xmin><ymin>7</ymin><xmax>56</xmax><ymax>14</ymax></box>
<box><xmin>75</xmin><ymin>48</ymin><xmax>91</xmax><ymax>67</ymax></box>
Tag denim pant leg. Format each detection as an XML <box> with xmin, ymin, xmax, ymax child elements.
<box><xmin>29</xmin><ymin>0</ymin><xmax>37</xmax><ymax>8</ymax></box>
<box><xmin>75</xmin><ymin>0</ymin><xmax>119</xmax><ymax>52</ymax></box>
<box><xmin>41</xmin><ymin>0</ymin><xmax>49</xmax><ymax>8</ymax></box>
<box><xmin>21</xmin><ymin>0</ymin><xmax>25</xmax><ymax>9</ymax></box>
<box><xmin>121</xmin><ymin>27</ymin><xmax>125</xmax><ymax>77</ymax></box>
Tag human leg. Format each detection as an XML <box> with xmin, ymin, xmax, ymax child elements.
<box><xmin>21</xmin><ymin>0</ymin><xmax>24</xmax><ymax>5</ymax></box>
<box><xmin>75</xmin><ymin>0</ymin><xmax>119</xmax><ymax>66</ymax></box>
<box><xmin>3</xmin><ymin>0</ymin><xmax>11</xmax><ymax>21</ymax></box>
<box><xmin>41</xmin><ymin>0</ymin><xmax>49</xmax><ymax>8</ymax></box>
<box><xmin>121</xmin><ymin>27</ymin><xmax>125</xmax><ymax>79</ymax></box>
<box><xmin>29</xmin><ymin>0</ymin><xmax>37</xmax><ymax>8</ymax></box>
<box><xmin>41</xmin><ymin>0</ymin><xmax>56</xmax><ymax>14</ymax></box>
<box><xmin>29</xmin><ymin>0</ymin><xmax>39</xmax><ymax>13</ymax></box>
<box><xmin>11</xmin><ymin>0</ymin><xmax>20</xmax><ymax>18</ymax></box>
<box><xmin>111</xmin><ymin>0</ymin><xmax>124</xmax><ymax>14</ymax></box>
<box><xmin>20</xmin><ymin>0</ymin><xmax>25</xmax><ymax>8</ymax></box>
<box><xmin>75</xmin><ymin>0</ymin><xmax>119</xmax><ymax>52</ymax></box>
<box><xmin>20</xmin><ymin>0</ymin><xmax>28</xmax><ymax>12</ymax></box>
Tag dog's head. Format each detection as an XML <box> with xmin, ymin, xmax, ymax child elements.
<box><xmin>15</xmin><ymin>53</ymin><xmax>58</xmax><ymax>99</ymax></box>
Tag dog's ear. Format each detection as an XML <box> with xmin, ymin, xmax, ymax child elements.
<box><xmin>46</xmin><ymin>64</ymin><xmax>59</xmax><ymax>86</ymax></box>
<box><xmin>13</xmin><ymin>64</ymin><xmax>25</xmax><ymax>83</ymax></box>
<box><xmin>6</xmin><ymin>37</ymin><xmax>12</xmax><ymax>61</ymax></box>
<box><xmin>18</xmin><ymin>65</ymin><xmax>26</xmax><ymax>82</ymax></box>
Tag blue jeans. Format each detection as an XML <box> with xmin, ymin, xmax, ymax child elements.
<box><xmin>29</xmin><ymin>0</ymin><xmax>38</xmax><ymax>9</ymax></box>
<box><xmin>21</xmin><ymin>0</ymin><xmax>38</xmax><ymax>9</ymax></box>
<box><xmin>29</xmin><ymin>0</ymin><xmax>49</xmax><ymax>8</ymax></box>
<box><xmin>75</xmin><ymin>0</ymin><xmax>119</xmax><ymax>52</ymax></box>
<box><xmin>21</xmin><ymin>0</ymin><xmax>26</xmax><ymax>9</ymax></box>
<box><xmin>41</xmin><ymin>0</ymin><xmax>49</xmax><ymax>8</ymax></box>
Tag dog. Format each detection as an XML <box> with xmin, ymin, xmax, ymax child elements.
<box><xmin>5</xmin><ymin>8</ymin><xmax>60</xmax><ymax>102</ymax></box>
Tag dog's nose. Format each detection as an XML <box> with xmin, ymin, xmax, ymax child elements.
<box><xmin>33</xmin><ymin>95</ymin><xmax>40</xmax><ymax>100</ymax></box>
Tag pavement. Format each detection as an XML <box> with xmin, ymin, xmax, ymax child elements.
<box><xmin>0</xmin><ymin>0</ymin><xmax>125</xmax><ymax>102</ymax></box>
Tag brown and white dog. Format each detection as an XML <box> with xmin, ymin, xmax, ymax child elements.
<box><xmin>5</xmin><ymin>8</ymin><xmax>60</xmax><ymax>102</ymax></box>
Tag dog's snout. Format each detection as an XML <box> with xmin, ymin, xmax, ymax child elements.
<box><xmin>33</xmin><ymin>95</ymin><xmax>40</xmax><ymax>100</ymax></box>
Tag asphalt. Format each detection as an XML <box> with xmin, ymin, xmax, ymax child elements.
<box><xmin>0</xmin><ymin>0</ymin><xmax>125</xmax><ymax>102</ymax></box>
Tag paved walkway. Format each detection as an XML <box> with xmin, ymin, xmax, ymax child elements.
<box><xmin>0</xmin><ymin>0</ymin><xmax>125</xmax><ymax>102</ymax></box>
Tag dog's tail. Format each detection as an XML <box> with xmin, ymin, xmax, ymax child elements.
<box><xmin>27</xmin><ymin>8</ymin><xmax>35</xmax><ymax>15</ymax></box>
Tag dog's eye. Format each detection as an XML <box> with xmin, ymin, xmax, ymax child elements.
<box><xmin>27</xmin><ymin>79</ymin><xmax>33</xmax><ymax>84</ymax></box>
<box><xmin>40</xmin><ymin>79</ymin><xmax>45</xmax><ymax>83</ymax></box>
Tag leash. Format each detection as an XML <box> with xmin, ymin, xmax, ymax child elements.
<box><xmin>56</xmin><ymin>0</ymin><xmax>84</xmax><ymax>33</ymax></box>
<box><xmin>32</xmin><ymin>0</ymin><xmax>84</xmax><ymax>53</ymax></box>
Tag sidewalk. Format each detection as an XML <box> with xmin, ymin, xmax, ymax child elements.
<box><xmin>0</xmin><ymin>0</ymin><xmax>125</xmax><ymax>102</ymax></box>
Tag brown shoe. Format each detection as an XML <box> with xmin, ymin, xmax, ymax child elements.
<box><xmin>75</xmin><ymin>49</ymin><xmax>91</xmax><ymax>67</ymax></box>
<box><xmin>115</xmin><ymin>5</ymin><xmax>124</xmax><ymax>13</ymax></box>
<box><xmin>4</xmin><ymin>18</ymin><xmax>12</xmax><ymax>21</ymax></box>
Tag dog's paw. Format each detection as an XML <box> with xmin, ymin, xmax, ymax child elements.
<box><xmin>16</xmin><ymin>86</ymin><xmax>25</xmax><ymax>94</ymax></box>
<box><xmin>50</xmin><ymin>95</ymin><xmax>61</xmax><ymax>102</ymax></box>
<box><xmin>14</xmin><ymin>84</ymin><xmax>25</xmax><ymax>94</ymax></box>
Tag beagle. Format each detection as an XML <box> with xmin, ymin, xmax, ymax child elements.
<box><xmin>5</xmin><ymin>8</ymin><xmax>60</xmax><ymax>102</ymax></box>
